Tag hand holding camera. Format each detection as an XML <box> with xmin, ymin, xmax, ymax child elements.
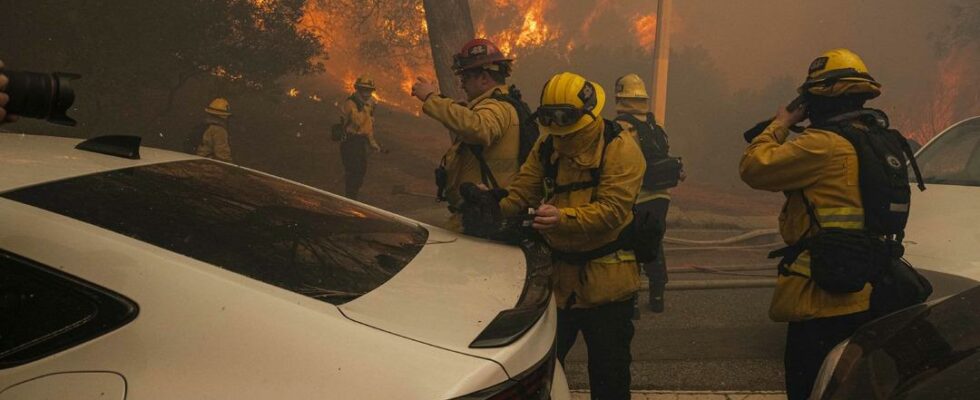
<box><xmin>774</xmin><ymin>97</ymin><xmax>808</xmax><ymax>128</ymax></box>
<box><xmin>742</xmin><ymin>95</ymin><xmax>808</xmax><ymax>143</ymax></box>
<box><xmin>0</xmin><ymin>60</ymin><xmax>13</xmax><ymax>124</ymax></box>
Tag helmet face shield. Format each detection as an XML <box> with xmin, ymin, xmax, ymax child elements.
<box><xmin>536</xmin><ymin>104</ymin><xmax>591</xmax><ymax>126</ymax></box>
<box><xmin>536</xmin><ymin>104</ymin><xmax>594</xmax><ymax>127</ymax></box>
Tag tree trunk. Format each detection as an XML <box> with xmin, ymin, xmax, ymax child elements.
<box><xmin>421</xmin><ymin>0</ymin><xmax>474</xmax><ymax>103</ymax></box>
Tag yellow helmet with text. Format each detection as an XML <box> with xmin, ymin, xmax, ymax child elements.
<box><xmin>615</xmin><ymin>73</ymin><xmax>648</xmax><ymax>99</ymax></box>
<box><xmin>205</xmin><ymin>97</ymin><xmax>231</xmax><ymax>117</ymax></box>
<box><xmin>799</xmin><ymin>48</ymin><xmax>881</xmax><ymax>99</ymax></box>
<box><xmin>537</xmin><ymin>72</ymin><xmax>606</xmax><ymax>136</ymax></box>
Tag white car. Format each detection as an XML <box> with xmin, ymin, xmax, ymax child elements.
<box><xmin>0</xmin><ymin>134</ymin><xmax>569</xmax><ymax>400</ymax></box>
<box><xmin>904</xmin><ymin>115</ymin><xmax>980</xmax><ymax>295</ymax></box>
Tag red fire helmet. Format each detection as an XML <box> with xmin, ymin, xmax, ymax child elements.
<box><xmin>451</xmin><ymin>38</ymin><xmax>514</xmax><ymax>74</ymax></box>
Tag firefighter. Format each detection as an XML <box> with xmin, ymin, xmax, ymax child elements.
<box><xmin>613</xmin><ymin>73</ymin><xmax>683</xmax><ymax>313</ymax></box>
<box><xmin>338</xmin><ymin>76</ymin><xmax>382</xmax><ymax>200</ymax></box>
<box><xmin>410</xmin><ymin>38</ymin><xmax>522</xmax><ymax>232</ymax></box>
<box><xmin>498</xmin><ymin>72</ymin><xmax>645</xmax><ymax>400</ymax></box>
<box><xmin>196</xmin><ymin>97</ymin><xmax>233</xmax><ymax>162</ymax></box>
<box><xmin>739</xmin><ymin>49</ymin><xmax>887</xmax><ymax>400</ymax></box>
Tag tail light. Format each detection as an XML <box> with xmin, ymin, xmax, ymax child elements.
<box><xmin>453</xmin><ymin>344</ymin><xmax>556</xmax><ymax>400</ymax></box>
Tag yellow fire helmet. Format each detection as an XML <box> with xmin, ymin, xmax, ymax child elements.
<box><xmin>354</xmin><ymin>76</ymin><xmax>376</xmax><ymax>91</ymax></box>
<box><xmin>537</xmin><ymin>72</ymin><xmax>606</xmax><ymax>136</ymax></box>
<box><xmin>205</xmin><ymin>97</ymin><xmax>231</xmax><ymax>117</ymax></box>
<box><xmin>614</xmin><ymin>73</ymin><xmax>649</xmax><ymax>99</ymax></box>
<box><xmin>799</xmin><ymin>48</ymin><xmax>881</xmax><ymax>99</ymax></box>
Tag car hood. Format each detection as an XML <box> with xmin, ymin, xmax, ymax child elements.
<box><xmin>338</xmin><ymin>225</ymin><xmax>549</xmax><ymax>372</ymax></box>
<box><xmin>904</xmin><ymin>184</ymin><xmax>980</xmax><ymax>282</ymax></box>
<box><xmin>822</xmin><ymin>286</ymin><xmax>980</xmax><ymax>399</ymax></box>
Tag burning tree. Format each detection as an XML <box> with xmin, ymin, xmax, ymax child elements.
<box><xmin>905</xmin><ymin>0</ymin><xmax>980</xmax><ymax>143</ymax></box>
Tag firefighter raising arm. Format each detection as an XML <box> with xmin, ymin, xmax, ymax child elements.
<box><xmin>739</xmin><ymin>107</ymin><xmax>833</xmax><ymax>192</ymax></box>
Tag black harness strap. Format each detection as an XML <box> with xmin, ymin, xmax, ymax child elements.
<box><xmin>539</xmin><ymin>120</ymin><xmax>620</xmax><ymax>200</ymax></box>
<box><xmin>768</xmin><ymin>191</ymin><xmax>820</xmax><ymax>277</ymax></box>
<box><xmin>539</xmin><ymin>120</ymin><xmax>630</xmax><ymax>263</ymax></box>
<box><xmin>468</xmin><ymin>144</ymin><xmax>501</xmax><ymax>189</ymax></box>
<box><xmin>466</xmin><ymin>88</ymin><xmax>514</xmax><ymax>190</ymax></box>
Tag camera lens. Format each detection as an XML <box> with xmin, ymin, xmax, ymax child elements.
<box><xmin>3</xmin><ymin>70</ymin><xmax>80</xmax><ymax>126</ymax></box>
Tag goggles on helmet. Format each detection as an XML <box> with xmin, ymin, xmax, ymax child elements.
<box><xmin>451</xmin><ymin>53</ymin><xmax>467</xmax><ymax>72</ymax></box>
<box><xmin>535</xmin><ymin>104</ymin><xmax>596</xmax><ymax>127</ymax></box>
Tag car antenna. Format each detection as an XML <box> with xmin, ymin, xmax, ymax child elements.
<box><xmin>75</xmin><ymin>135</ymin><xmax>141</xmax><ymax>160</ymax></box>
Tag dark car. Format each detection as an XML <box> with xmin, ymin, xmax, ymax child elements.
<box><xmin>810</xmin><ymin>285</ymin><xmax>980</xmax><ymax>399</ymax></box>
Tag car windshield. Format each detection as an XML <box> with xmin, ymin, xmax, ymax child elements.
<box><xmin>915</xmin><ymin>118</ymin><xmax>980</xmax><ymax>187</ymax></box>
<box><xmin>1</xmin><ymin>160</ymin><xmax>428</xmax><ymax>305</ymax></box>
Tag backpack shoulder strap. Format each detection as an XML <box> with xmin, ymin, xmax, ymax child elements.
<box><xmin>467</xmin><ymin>144</ymin><xmax>500</xmax><ymax>189</ymax></box>
<box><xmin>538</xmin><ymin>135</ymin><xmax>558</xmax><ymax>181</ymax></box>
<box><xmin>613</xmin><ymin>112</ymin><xmax>642</xmax><ymax>128</ymax></box>
<box><xmin>646</xmin><ymin>112</ymin><xmax>658</xmax><ymax>126</ymax></box>
<box><xmin>537</xmin><ymin>120</ymin><xmax>621</xmax><ymax>200</ymax></box>
<box><xmin>596</xmin><ymin>119</ymin><xmax>623</xmax><ymax>179</ymax></box>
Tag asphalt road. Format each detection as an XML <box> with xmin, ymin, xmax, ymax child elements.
<box><xmin>562</xmin><ymin>229</ymin><xmax>789</xmax><ymax>391</ymax></box>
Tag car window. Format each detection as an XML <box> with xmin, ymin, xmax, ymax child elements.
<box><xmin>2</xmin><ymin>160</ymin><xmax>429</xmax><ymax>305</ymax></box>
<box><xmin>0</xmin><ymin>251</ymin><xmax>138</xmax><ymax>369</ymax></box>
<box><xmin>915</xmin><ymin>118</ymin><xmax>980</xmax><ymax>187</ymax></box>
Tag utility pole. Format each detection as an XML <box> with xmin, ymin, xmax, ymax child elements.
<box><xmin>651</xmin><ymin>0</ymin><xmax>672</xmax><ymax>126</ymax></box>
<box><xmin>422</xmin><ymin>0</ymin><xmax>474</xmax><ymax>103</ymax></box>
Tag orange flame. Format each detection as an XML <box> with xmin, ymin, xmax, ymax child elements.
<box><xmin>632</xmin><ymin>13</ymin><xmax>657</xmax><ymax>50</ymax></box>
<box><xmin>297</xmin><ymin>0</ymin><xmax>434</xmax><ymax>113</ymax></box>
<box><xmin>483</xmin><ymin>0</ymin><xmax>557</xmax><ymax>58</ymax></box>
<box><xmin>287</xmin><ymin>87</ymin><xmax>300</xmax><ymax>97</ymax></box>
<box><xmin>897</xmin><ymin>44</ymin><xmax>980</xmax><ymax>145</ymax></box>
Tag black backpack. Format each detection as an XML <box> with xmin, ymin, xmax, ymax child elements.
<box><xmin>814</xmin><ymin>109</ymin><xmax>925</xmax><ymax>236</ymax></box>
<box><xmin>614</xmin><ymin>112</ymin><xmax>683</xmax><ymax>191</ymax></box>
<box><xmin>469</xmin><ymin>85</ymin><xmax>540</xmax><ymax>188</ymax></box>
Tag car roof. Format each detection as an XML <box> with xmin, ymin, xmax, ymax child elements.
<box><xmin>918</xmin><ymin>115</ymin><xmax>980</xmax><ymax>154</ymax></box>
<box><xmin>0</xmin><ymin>133</ymin><xmax>198</xmax><ymax>192</ymax></box>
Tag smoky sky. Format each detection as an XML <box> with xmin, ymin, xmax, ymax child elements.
<box><xmin>670</xmin><ymin>0</ymin><xmax>951</xmax><ymax>90</ymax></box>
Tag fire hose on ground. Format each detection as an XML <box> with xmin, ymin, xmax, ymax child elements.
<box><xmin>391</xmin><ymin>185</ymin><xmax>782</xmax><ymax>290</ymax></box>
<box><xmin>659</xmin><ymin>230</ymin><xmax>783</xmax><ymax>290</ymax></box>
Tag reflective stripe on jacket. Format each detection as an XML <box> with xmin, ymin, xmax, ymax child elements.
<box><xmin>423</xmin><ymin>85</ymin><xmax>520</xmax><ymax>217</ymax></box>
<box><xmin>740</xmin><ymin>120</ymin><xmax>871</xmax><ymax>322</ymax></box>
<box><xmin>500</xmin><ymin>118</ymin><xmax>645</xmax><ymax>309</ymax></box>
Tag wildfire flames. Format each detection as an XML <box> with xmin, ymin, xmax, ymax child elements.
<box><xmin>632</xmin><ymin>13</ymin><xmax>657</xmax><ymax>50</ymax></box>
<box><xmin>484</xmin><ymin>0</ymin><xmax>557</xmax><ymax>57</ymax></box>
<box><xmin>297</xmin><ymin>0</ymin><xmax>432</xmax><ymax>113</ymax></box>
<box><xmin>899</xmin><ymin>44</ymin><xmax>980</xmax><ymax>144</ymax></box>
<box><xmin>291</xmin><ymin>0</ymin><xmax>664</xmax><ymax>113</ymax></box>
<box><xmin>288</xmin><ymin>0</ymin><xmax>977</xmax><ymax>147</ymax></box>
